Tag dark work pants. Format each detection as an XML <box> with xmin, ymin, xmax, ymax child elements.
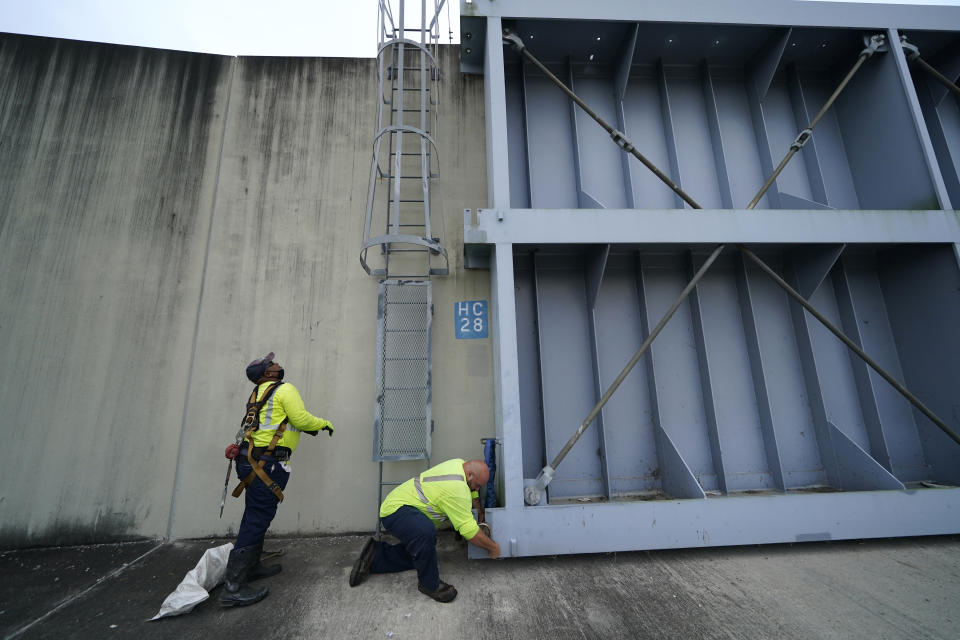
<box><xmin>234</xmin><ymin>456</ymin><xmax>290</xmax><ymax>550</ymax></box>
<box><xmin>371</xmin><ymin>505</ymin><xmax>440</xmax><ymax>591</ymax></box>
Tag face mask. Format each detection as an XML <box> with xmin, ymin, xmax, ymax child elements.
<box><xmin>276</xmin><ymin>367</ymin><xmax>285</xmax><ymax>380</ymax></box>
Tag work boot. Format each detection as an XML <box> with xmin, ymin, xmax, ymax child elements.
<box><xmin>349</xmin><ymin>537</ymin><xmax>377</xmax><ymax>587</ymax></box>
<box><xmin>418</xmin><ymin>580</ymin><xmax>457</xmax><ymax>603</ymax></box>
<box><xmin>248</xmin><ymin>542</ymin><xmax>282</xmax><ymax>581</ymax></box>
<box><xmin>219</xmin><ymin>545</ymin><xmax>269</xmax><ymax>608</ymax></box>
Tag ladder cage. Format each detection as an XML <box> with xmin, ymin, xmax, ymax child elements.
<box><xmin>363</xmin><ymin>0</ymin><xmax>449</xmax><ymax>278</ymax></box>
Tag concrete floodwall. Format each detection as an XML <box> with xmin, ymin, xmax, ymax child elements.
<box><xmin>0</xmin><ymin>33</ymin><xmax>490</xmax><ymax>548</ymax></box>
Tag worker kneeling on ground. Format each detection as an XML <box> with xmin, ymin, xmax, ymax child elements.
<box><xmin>221</xmin><ymin>352</ymin><xmax>335</xmax><ymax>608</ymax></box>
<box><xmin>348</xmin><ymin>458</ymin><xmax>500</xmax><ymax>603</ymax></box>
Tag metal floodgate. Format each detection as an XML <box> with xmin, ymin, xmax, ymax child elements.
<box><xmin>461</xmin><ymin>1</ymin><xmax>960</xmax><ymax>557</ymax></box>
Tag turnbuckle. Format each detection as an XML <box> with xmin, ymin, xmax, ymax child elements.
<box><xmin>790</xmin><ymin>128</ymin><xmax>814</xmax><ymax>152</ymax></box>
<box><xmin>610</xmin><ymin>129</ymin><xmax>635</xmax><ymax>153</ymax></box>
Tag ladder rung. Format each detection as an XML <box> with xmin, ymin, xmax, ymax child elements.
<box><xmin>383</xmin><ymin>386</ymin><xmax>428</xmax><ymax>391</ymax></box>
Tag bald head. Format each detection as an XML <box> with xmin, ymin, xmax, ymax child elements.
<box><xmin>462</xmin><ymin>459</ymin><xmax>489</xmax><ymax>491</ymax></box>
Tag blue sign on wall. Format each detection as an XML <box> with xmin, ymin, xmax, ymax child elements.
<box><xmin>455</xmin><ymin>300</ymin><xmax>488</xmax><ymax>339</ymax></box>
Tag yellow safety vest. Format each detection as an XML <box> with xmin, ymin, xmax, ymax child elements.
<box><xmin>380</xmin><ymin>458</ymin><xmax>480</xmax><ymax>540</ymax></box>
<box><xmin>250</xmin><ymin>382</ymin><xmax>332</xmax><ymax>451</ymax></box>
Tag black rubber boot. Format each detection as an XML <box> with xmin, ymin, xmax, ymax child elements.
<box><xmin>249</xmin><ymin>542</ymin><xmax>282</xmax><ymax>581</ymax></box>
<box><xmin>219</xmin><ymin>545</ymin><xmax>270</xmax><ymax>608</ymax></box>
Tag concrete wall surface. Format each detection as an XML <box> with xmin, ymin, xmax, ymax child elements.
<box><xmin>0</xmin><ymin>33</ymin><xmax>491</xmax><ymax>548</ymax></box>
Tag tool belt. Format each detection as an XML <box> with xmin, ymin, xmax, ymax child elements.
<box><xmin>241</xmin><ymin>445</ymin><xmax>292</xmax><ymax>462</ymax></box>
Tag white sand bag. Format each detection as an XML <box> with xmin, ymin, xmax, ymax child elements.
<box><xmin>150</xmin><ymin>542</ymin><xmax>233</xmax><ymax>620</ymax></box>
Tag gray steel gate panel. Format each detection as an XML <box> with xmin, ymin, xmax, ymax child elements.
<box><xmin>373</xmin><ymin>279</ymin><xmax>432</xmax><ymax>461</ymax></box>
<box><xmin>879</xmin><ymin>245</ymin><xmax>960</xmax><ymax>485</ymax></box>
<box><xmin>461</xmin><ymin>2</ymin><xmax>960</xmax><ymax>557</ymax></box>
<box><xmin>694</xmin><ymin>259</ymin><xmax>776</xmax><ymax>492</ymax></box>
<box><xmin>622</xmin><ymin>73</ymin><xmax>676</xmax><ymax>210</ymax></box>
<box><xmin>594</xmin><ymin>257</ymin><xmax>659</xmax><ymax>497</ymax></box>
<box><xmin>640</xmin><ymin>257</ymin><xmax>718</xmax><ymax>493</ymax></box>
<box><xmin>741</xmin><ymin>256</ymin><xmax>827</xmax><ymax>490</ymax></box>
<box><xmin>533</xmin><ymin>253</ymin><xmax>604</xmax><ymax>499</ymax></box>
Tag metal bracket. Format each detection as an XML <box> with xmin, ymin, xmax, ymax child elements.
<box><xmin>360</xmin><ymin>234</ymin><xmax>450</xmax><ymax>276</ymax></box>
<box><xmin>900</xmin><ymin>35</ymin><xmax>920</xmax><ymax>62</ymax></box>
<box><xmin>502</xmin><ymin>29</ymin><xmax>525</xmax><ymax>53</ymax></box>
<box><xmin>860</xmin><ymin>33</ymin><xmax>888</xmax><ymax>59</ymax></box>
<box><xmin>523</xmin><ymin>465</ymin><xmax>554</xmax><ymax>506</ymax></box>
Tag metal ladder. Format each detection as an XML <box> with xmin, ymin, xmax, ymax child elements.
<box><xmin>363</xmin><ymin>0</ymin><xmax>450</xmax><ymax>538</ymax></box>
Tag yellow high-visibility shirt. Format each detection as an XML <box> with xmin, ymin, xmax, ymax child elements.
<box><xmin>250</xmin><ymin>382</ymin><xmax>332</xmax><ymax>452</ymax></box>
<box><xmin>379</xmin><ymin>458</ymin><xmax>480</xmax><ymax>541</ymax></box>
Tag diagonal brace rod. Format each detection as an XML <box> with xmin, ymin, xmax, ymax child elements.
<box><xmin>901</xmin><ymin>37</ymin><xmax>960</xmax><ymax>100</ymax></box>
<box><xmin>911</xmin><ymin>55</ymin><xmax>960</xmax><ymax>98</ymax></box>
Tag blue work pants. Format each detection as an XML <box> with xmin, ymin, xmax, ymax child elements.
<box><xmin>372</xmin><ymin>505</ymin><xmax>440</xmax><ymax>591</ymax></box>
<box><xmin>234</xmin><ymin>456</ymin><xmax>290</xmax><ymax>550</ymax></box>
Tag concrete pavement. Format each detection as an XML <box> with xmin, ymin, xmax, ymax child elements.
<box><xmin>3</xmin><ymin>534</ymin><xmax>959</xmax><ymax>639</ymax></box>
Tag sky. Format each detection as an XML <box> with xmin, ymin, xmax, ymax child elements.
<box><xmin>0</xmin><ymin>0</ymin><xmax>958</xmax><ymax>58</ymax></box>
<box><xmin>0</xmin><ymin>0</ymin><xmax>463</xmax><ymax>58</ymax></box>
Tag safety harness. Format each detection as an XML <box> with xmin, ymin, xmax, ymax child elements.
<box><xmin>231</xmin><ymin>382</ymin><xmax>289</xmax><ymax>502</ymax></box>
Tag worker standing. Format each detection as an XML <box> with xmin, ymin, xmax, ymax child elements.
<box><xmin>220</xmin><ymin>352</ymin><xmax>334</xmax><ymax>608</ymax></box>
<box><xmin>348</xmin><ymin>458</ymin><xmax>500</xmax><ymax>603</ymax></box>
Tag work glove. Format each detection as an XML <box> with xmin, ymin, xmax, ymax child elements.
<box><xmin>322</xmin><ymin>425</ymin><xmax>334</xmax><ymax>437</ymax></box>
